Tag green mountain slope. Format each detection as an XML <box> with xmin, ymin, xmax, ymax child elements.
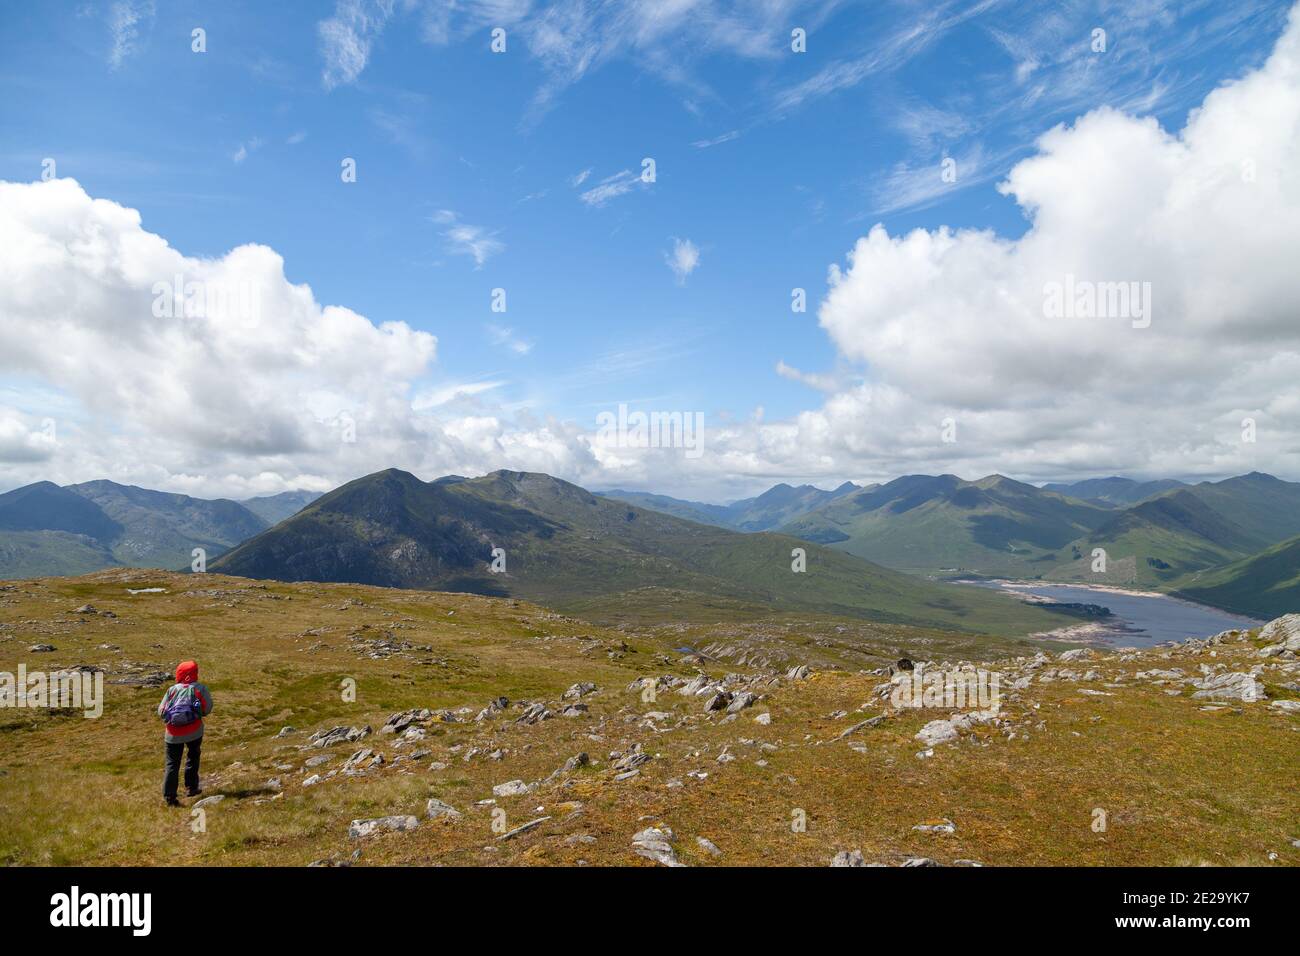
<box><xmin>596</xmin><ymin>489</ymin><xmax>733</xmax><ymax>527</ymax></box>
<box><xmin>210</xmin><ymin>468</ymin><xmax>1073</xmax><ymax>635</ymax></box>
<box><xmin>780</xmin><ymin>474</ymin><xmax>1112</xmax><ymax>575</ymax></box>
<box><xmin>1041</xmin><ymin>476</ymin><xmax>1186</xmax><ymax>507</ymax></box>
<box><xmin>1172</xmin><ymin>534</ymin><xmax>1300</xmax><ymax>618</ymax></box>
<box><xmin>0</xmin><ymin>530</ymin><xmax>121</xmax><ymax>577</ymax></box>
<box><xmin>67</xmin><ymin>480</ymin><xmax>267</xmax><ymax>569</ymax></box>
<box><xmin>0</xmin><ymin>481</ymin><xmax>123</xmax><ymax>539</ymax></box>
<box><xmin>0</xmin><ymin>480</ymin><xmax>270</xmax><ymax>577</ymax></box>
<box><xmin>1041</xmin><ymin>474</ymin><xmax>1300</xmax><ymax>587</ymax></box>
<box><xmin>600</xmin><ymin>480</ymin><xmax>859</xmax><ymax>532</ymax></box>
<box><xmin>240</xmin><ymin>490</ymin><xmax>323</xmax><ymax>525</ymax></box>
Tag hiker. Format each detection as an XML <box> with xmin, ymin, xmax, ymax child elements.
<box><xmin>157</xmin><ymin>660</ymin><xmax>213</xmax><ymax>806</ymax></box>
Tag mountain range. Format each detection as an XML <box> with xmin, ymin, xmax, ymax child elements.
<box><xmin>2</xmin><ymin>468</ymin><xmax>1297</xmax><ymax>621</ymax></box>
<box><xmin>599</xmin><ymin>480</ymin><xmax>859</xmax><ymax>531</ymax></box>
<box><xmin>0</xmin><ymin>481</ymin><xmax>319</xmax><ymax>577</ymax></box>
<box><xmin>208</xmin><ymin>469</ymin><xmax>1069</xmax><ymax>634</ymax></box>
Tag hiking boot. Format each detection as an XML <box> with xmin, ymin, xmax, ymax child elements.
<box><xmin>186</xmin><ymin>788</ymin><xmax>203</xmax><ymax>797</ymax></box>
<box><xmin>165</xmin><ymin>797</ymin><xmax>181</xmax><ymax>807</ymax></box>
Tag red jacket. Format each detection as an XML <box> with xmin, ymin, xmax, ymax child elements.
<box><xmin>157</xmin><ymin>661</ymin><xmax>213</xmax><ymax>743</ymax></box>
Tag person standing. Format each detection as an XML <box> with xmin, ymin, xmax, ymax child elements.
<box><xmin>157</xmin><ymin>660</ymin><xmax>213</xmax><ymax>806</ymax></box>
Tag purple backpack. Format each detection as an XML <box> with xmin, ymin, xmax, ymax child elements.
<box><xmin>162</xmin><ymin>684</ymin><xmax>203</xmax><ymax>726</ymax></box>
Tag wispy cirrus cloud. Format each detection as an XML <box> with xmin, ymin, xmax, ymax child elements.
<box><xmin>578</xmin><ymin>169</ymin><xmax>649</xmax><ymax>207</ymax></box>
<box><xmin>487</xmin><ymin>324</ymin><xmax>532</xmax><ymax>355</ymax></box>
<box><xmin>318</xmin><ymin>0</ymin><xmax>399</xmax><ymax>90</ymax></box>
<box><xmin>691</xmin><ymin>130</ymin><xmax>741</xmax><ymax>149</ymax></box>
<box><xmin>107</xmin><ymin>0</ymin><xmax>155</xmax><ymax>69</ymax></box>
<box><xmin>432</xmin><ymin>210</ymin><xmax>504</xmax><ymax>268</ymax></box>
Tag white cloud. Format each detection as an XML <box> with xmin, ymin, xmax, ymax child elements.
<box><xmin>664</xmin><ymin>237</ymin><xmax>701</xmax><ymax>284</ymax></box>
<box><xmin>412</xmin><ymin>380</ymin><xmax>505</xmax><ymax>410</ymax></box>
<box><xmin>6</xmin><ymin>7</ymin><xmax>1300</xmax><ymax>504</ymax></box>
<box><xmin>487</xmin><ymin>324</ymin><xmax>532</xmax><ymax>355</ymax></box>
<box><xmin>691</xmin><ymin>130</ymin><xmax>740</xmax><ymax>149</ymax></box>
<box><xmin>793</xmin><ymin>3</ymin><xmax>1300</xmax><ymax>484</ymax></box>
<box><xmin>577</xmin><ymin>169</ymin><xmax>648</xmax><ymax>207</ymax></box>
<box><xmin>232</xmin><ymin>137</ymin><xmax>264</xmax><ymax>164</ymax></box>
<box><xmin>569</xmin><ymin>167</ymin><xmax>593</xmax><ymax>186</ymax></box>
<box><xmin>432</xmin><ymin>210</ymin><xmax>505</xmax><ymax>267</ymax></box>
<box><xmin>107</xmin><ymin>0</ymin><xmax>154</xmax><ymax>69</ymax></box>
<box><xmin>318</xmin><ymin>0</ymin><xmax>399</xmax><ymax>90</ymax></box>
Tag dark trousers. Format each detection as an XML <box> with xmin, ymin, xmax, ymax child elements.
<box><xmin>163</xmin><ymin>738</ymin><xmax>202</xmax><ymax>799</ymax></box>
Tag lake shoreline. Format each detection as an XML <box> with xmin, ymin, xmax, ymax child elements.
<box><xmin>954</xmin><ymin>578</ymin><xmax>1264</xmax><ymax>647</ymax></box>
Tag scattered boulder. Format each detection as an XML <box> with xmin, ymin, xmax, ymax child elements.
<box><xmin>310</xmin><ymin>725</ymin><xmax>371</xmax><ymax>749</ymax></box>
<box><xmin>726</xmin><ymin>691</ymin><xmax>757</xmax><ymax>713</ymax></box>
<box><xmin>348</xmin><ymin>815</ymin><xmax>418</xmax><ymax>839</ymax></box>
<box><xmin>426</xmin><ymin>797</ymin><xmax>462</xmax><ymax>820</ymax></box>
<box><xmin>632</xmin><ymin>826</ymin><xmax>684</xmax><ymax>867</ymax></box>
<box><xmin>342</xmin><ymin>748</ymin><xmax>384</xmax><ymax>774</ymax></box>
<box><xmin>831</xmin><ymin>850</ymin><xmax>868</xmax><ymax>867</ymax></box>
<box><xmin>1259</xmin><ymin>614</ymin><xmax>1300</xmax><ymax>656</ymax></box>
<box><xmin>562</xmin><ymin>682</ymin><xmax>596</xmax><ymax>700</ymax></box>
<box><xmin>704</xmin><ymin>690</ymin><xmax>733</xmax><ymax>712</ymax></box>
<box><xmin>912</xmin><ymin>818</ymin><xmax>957</xmax><ymax>834</ymax></box>
<box><xmin>492</xmin><ymin>779</ymin><xmax>536</xmax><ymax>798</ymax></box>
<box><xmin>696</xmin><ymin>836</ymin><xmax>722</xmax><ymax>857</ymax></box>
<box><xmin>498</xmin><ymin>816</ymin><xmax>550</xmax><ymax>841</ymax></box>
<box><xmin>475</xmin><ymin>697</ymin><xmax>509</xmax><ymax>721</ymax></box>
<box><xmin>515</xmin><ymin>702</ymin><xmax>552</xmax><ymax>725</ymax></box>
<box><xmin>1189</xmin><ymin>672</ymin><xmax>1266</xmax><ymax>702</ymax></box>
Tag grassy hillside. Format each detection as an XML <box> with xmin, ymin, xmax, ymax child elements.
<box><xmin>211</xmin><ymin>469</ymin><xmax>1074</xmax><ymax>636</ymax></box>
<box><xmin>781</xmin><ymin>474</ymin><xmax>1111</xmax><ymax>575</ymax></box>
<box><xmin>1173</xmin><ymin>534</ymin><xmax>1300</xmax><ymax>618</ymax></box>
<box><xmin>0</xmin><ymin>570</ymin><xmax>1294</xmax><ymax>867</ymax></box>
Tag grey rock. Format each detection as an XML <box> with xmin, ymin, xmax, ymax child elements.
<box><xmin>632</xmin><ymin>826</ymin><xmax>684</xmax><ymax>867</ymax></box>
<box><xmin>704</xmin><ymin>690</ymin><xmax>733</xmax><ymax>712</ymax></box>
<box><xmin>348</xmin><ymin>815</ymin><xmax>419</xmax><ymax>839</ymax></box>
<box><xmin>562</xmin><ymin>682</ymin><xmax>596</xmax><ymax>700</ymax></box>
<box><xmin>696</xmin><ymin>836</ymin><xmax>723</xmax><ymax>856</ymax></box>
<box><xmin>492</xmin><ymin>779</ymin><xmax>536</xmax><ymax>797</ymax></box>
<box><xmin>497</xmin><ymin>816</ymin><xmax>550</xmax><ymax>841</ymax></box>
<box><xmin>426</xmin><ymin>797</ymin><xmax>462</xmax><ymax>819</ymax></box>
<box><xmin>831</xmin><ymin>850</ymin><xmax>868</xmax><ymax>867</ymax></box>
<box><xmin>726</xmin><ymin>691</ymin><xmax>757</xmax><ymax>713</ymax></box>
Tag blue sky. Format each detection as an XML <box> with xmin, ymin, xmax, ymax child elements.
<box><xmin>1</xmin><ymin>1</ymin><xmax>1298</xmax><ymax>499</ymax></box>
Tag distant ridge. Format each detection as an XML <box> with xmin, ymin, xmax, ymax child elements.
<box><xmin>210</xmin><ymin>468</ymin><xmax>1070</xmax><ymax>634</ymax></box>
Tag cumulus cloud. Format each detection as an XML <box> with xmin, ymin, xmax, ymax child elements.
<box><xmin>0</xmin><ymin>178</ymin><xmax>595</xmax><ymax>497</ymax></box>
<box><xmin>5</xmin><ymin>7</ymin><xmax>1300</xmax><ymax>503</ymax></box>
<box><xmin>664</xmin><ymin>237</ymin><xmax>701</xmax><ymax>284</ymax></box>
<box><xmin>793</xmin><ymin>3</ymin><xmax>1300</xmax><ymax>483</ymax></box>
